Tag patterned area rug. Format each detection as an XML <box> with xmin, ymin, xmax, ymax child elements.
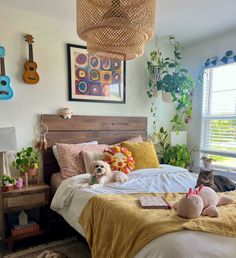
<box><xmin>3</xmin><ymin>238</ymin><xmax>91</xmax><ymax>258</ymax></box>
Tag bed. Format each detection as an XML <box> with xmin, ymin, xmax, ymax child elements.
<box><xmin>42</xmin><ymin>114</ymin><xmax>236</xmax><ymax>258</ymax></box>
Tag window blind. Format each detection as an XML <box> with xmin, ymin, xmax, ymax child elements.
<box><xmin>200</xmin><ymin>63</ymin><xmax>236</xmax><ymax>168</ymax></box>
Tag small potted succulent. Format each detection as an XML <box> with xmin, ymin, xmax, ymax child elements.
<box><xmin>12</xmin><ymin>147</ymin><xmax>39</xmax><ymax>176</ymax></box>
<box><xmin>1</xmin><ymin>175</ymin><xmax>16</xmax><ymax>192</ymax></box>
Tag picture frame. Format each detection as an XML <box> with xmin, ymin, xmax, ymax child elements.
<box><xmin>67</xmin><ymin>44</ymin><xmax>126</xmax><ymax>103</ymax></box>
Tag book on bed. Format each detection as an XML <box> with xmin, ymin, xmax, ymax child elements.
<box><xmin>139</xmin><ymin>196</ymin><xmax>171</xmax><ymax>209</ymax></box>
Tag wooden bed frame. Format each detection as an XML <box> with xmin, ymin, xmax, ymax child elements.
<box><xmin>42</xmin><ymin>114</ymin><xmax>147</xmax><ymax>185</ymax></box>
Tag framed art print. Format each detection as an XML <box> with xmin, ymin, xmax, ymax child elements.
<box><xmin>67</xmin><ymin>44</ymin><xmax>126</xmax><ymax>103</ymax></box>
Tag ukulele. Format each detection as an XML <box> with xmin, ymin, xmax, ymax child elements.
<box><xmin>23</xmin><ymin>34</ymin><xmax>40</xmax><ymax>84</ymax></box>
<box><xmin>0</xmin><ymin>46</ymin><xmax>14</xmax><ymax>100</ymax></box>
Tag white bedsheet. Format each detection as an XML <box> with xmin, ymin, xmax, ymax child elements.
<box><xmin>51</xmin><ymin>165</ymin><xmax>236</xmax><ymax>258</ymax></box>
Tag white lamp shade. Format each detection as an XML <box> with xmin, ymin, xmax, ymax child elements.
<box><xmin>0</xmin><ymin>127</ymin><xmax>17</xmax><ymax>151</ymax></box>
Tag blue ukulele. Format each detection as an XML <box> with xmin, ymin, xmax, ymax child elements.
<box><xmin>0</xmin><ymin>46</ymin><xmax>13</xmax><ymax>100</ymax></box>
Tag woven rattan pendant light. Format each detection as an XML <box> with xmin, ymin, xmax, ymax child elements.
<box><xmin>77</xmin><ymin>0</ymin><xmax>156</xmax><ymax>60</ymax></box>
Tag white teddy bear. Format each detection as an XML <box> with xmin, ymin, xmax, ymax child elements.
<box><xmin>60</xmin><ymin>107</ymin><xmax>73</xmax><ymax>119</ymax></box>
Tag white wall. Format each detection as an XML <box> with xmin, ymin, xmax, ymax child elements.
<box><xmin>0</xmin><ymin>5</ymin><xmax>176</xmax><ymax>175</ymax></box>
<box><xmin>183</xmin><ymin>30</ymin><xmax>236</xmax><ymax>174</ymax></box>
<box><xmin>0</xmin><ymin>5</ymin><xmax>151</xmax><ymax>149</ymax></box>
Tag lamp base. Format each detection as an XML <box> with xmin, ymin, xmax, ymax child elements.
<box><xmin>0</xmin><ymin>152</ymin><xmax>11</xmax><ymax>177</ymax></box>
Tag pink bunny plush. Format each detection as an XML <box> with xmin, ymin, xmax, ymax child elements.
<box><xmin>174</xmin><ymin>185</ymin><xmax>233</xmax><ymax>219</ymax></box>
<box><xmin>15</xmin><ymin>178</ymin><xmax>24</xmax><ymax>189</ymax></box>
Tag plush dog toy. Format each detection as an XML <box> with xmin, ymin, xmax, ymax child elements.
<box><xmin>174</xmin><ymin>185</ymin><xmax>233</xmax><ymax>219</ymax></box>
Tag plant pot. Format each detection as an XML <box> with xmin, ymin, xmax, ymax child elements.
<box><xmin>25</xmin><ymin>167</ymin><xmax>40</xmax><ymax>185</ymax></box>
<box><xmin>23</xmin><ymin>172</ymin><xmax>29</xmax><ymax>188</ymax></box>
<box><xmin>171</xmin><ymin>131</ymin><xmax>187</xmax><ymax>146</ymax></box>
<box><xmin>2</xmin><ymin>184</ymin><xmax>14</xmax><ymax>192</ymax></box>
<box><xmin>153</xmin><ymin>88</ymin><xmax>162</xmax><ymax>97</ymax></box>
<box><xmin>27</xmin><ymin>167</ymin><xmax>38</xmax><ymax>176</ymax></box>
<box><xmin>162</xmin><ymin>92</ymin><xmax>172</xmax><ymax>103</ymax></box>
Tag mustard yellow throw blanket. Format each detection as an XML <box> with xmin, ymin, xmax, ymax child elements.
<box><xmin>79</xmin><ymin>192</ymin><xmax>236</xmax><ymax>258</ymax></box>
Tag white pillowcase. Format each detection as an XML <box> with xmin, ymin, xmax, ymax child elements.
<box><xmin>52</xmin><ymin>141</ymin><xmax>98</xmax><ymax>162</ymax></box>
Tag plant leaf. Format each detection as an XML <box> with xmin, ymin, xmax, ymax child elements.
<box><xmin>225</xmin><ymin>50</ymin><xmax>233</xmax><ymax>57</ymax></box>
<box><xmin>221</xmin><ymin>56</ymin><xmax>228</xmax><ymax>64</ymax></box>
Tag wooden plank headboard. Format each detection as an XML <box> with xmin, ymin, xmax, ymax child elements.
<box><xmin>42</xmin><ymin>114</ymin><xmax>147</xmax><ymax>184</ymax></box>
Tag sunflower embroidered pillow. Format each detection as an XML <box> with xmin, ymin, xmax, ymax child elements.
<box><xmin>103</xmin><ymin>146</ymin><xmax>135</xmax><ymax>174</ymax></box>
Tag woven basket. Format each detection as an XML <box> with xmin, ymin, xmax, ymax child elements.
<box><xmin>4</xmin><ymin>193</ymin><xmax>45</xmax><ymax>209</ymax></box>
<box><xmin>77</xmin><ymin>0</ymin><xmax>156</xmax><ymax>60</ymax></box>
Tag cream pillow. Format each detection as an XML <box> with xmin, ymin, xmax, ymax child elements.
<box><xmin>82</xmin><ymin>151</ymin><xmax>105</xmax><ymax>173</ymax></box>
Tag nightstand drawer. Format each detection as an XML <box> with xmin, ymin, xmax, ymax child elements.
<box><xmin>4</xmin><ymin>192</ymin><xmax>46</xmax><ymax>209</ymax></box>
<box><xmin>1</xmin><ymin>185</ymin><xmax>50</xmax><ymax>213</ymax></box>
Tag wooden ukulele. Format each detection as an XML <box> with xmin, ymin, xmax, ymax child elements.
<box><xmin>0</xmin><ymin>46</ymin><xmax>14</xmax><ymax>100</ymax></box>
<box><xmin>23</xmin><ymin>34</ymin><xmax>40</xmax><ymax>84</ymax></box>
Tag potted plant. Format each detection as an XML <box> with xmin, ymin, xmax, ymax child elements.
<box><xmin>163</xmin><ymin>144</ymin><xmax>194</xmax><ymax>170</ymax></box>
<box><xmin>12</xmin><ymin>147</ymin><xmax>39</xmax><ymax>176</ymax></box>
<box><xmin>151</xmin><ymin>127</ymin><xmax>170</xmax><ymax>163</ymax></box>
<box><xmin>146</xmin><ymin>36</ymin><xmax>195</xmax><ymax>131</ymax></box>
<box><xmin>1</xmin><ymin>175</ymin><xmax>16</xmax><ymax>192</ymax></box>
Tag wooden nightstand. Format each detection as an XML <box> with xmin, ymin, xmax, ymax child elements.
<box><xmin>0</xmin><ymin>184</ymin><xmax>50</xmax><ymax>250</ymax></box>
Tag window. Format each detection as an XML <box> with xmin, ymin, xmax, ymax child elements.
<box><xmin>201</xmin><ymin>62</ymin><xmax>236</xmax><ymax>172</ymax></box>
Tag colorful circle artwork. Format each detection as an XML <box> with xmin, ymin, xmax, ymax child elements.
<box><xmin>89</xmin><ymin>84</ymin><xmax>101</xmax><ymax>96</ymax></box>
<box><xmin>101</xmin><ymin>59</ymin><xmax>111</xmax><ymax>70</ymax></box>
<box><xmin>112</xmin><ymin>60</ymin><xmax>121</xmax><ymax>70</ymax></box>
<box><xmin>75</xmin><ymin>53</ymin><xmax>87</xmax><ymax>66</ymax></box>
<box><xmin>102</xmin><ymin>84</ymin><xmax>110</xmax><ymax>96</ymax></box>
<box><xmin>89</xmin><ymin>56</ymin><xmax>100</xmax><ymax>69</ymax></box>
<box><xmin>75</xmin><ymin>68</ymin><xmax>87</xmax><ymax>79</ymax></box>
<box><xmin>90</xmin><ymin>70</ymin><xmax>100</xmax><ymax>81</ymax></box>
<box><xmin>76</xmin><ymin>81</ymin><xmax>88</xmax><ymax>95</ymax></box>
<box><xmin>113</xmin><ymin>72</ymin><xmax>121</xmax><ymax>84</ymax></box>
<box><xmin>104</xmin><ymin>73</ymin><xmax>110</xmax><ymax>81</ymax></box>
<box><xmin>101</xmin><ymin>71</ymin><xmax>112</xmax><ymax>83</ymax></box>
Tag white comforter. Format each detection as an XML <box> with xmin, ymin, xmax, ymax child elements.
<box><xmin>51</xmin><ymin>165</ymin><xmax>236</xmax><ymax>258</ymax></box>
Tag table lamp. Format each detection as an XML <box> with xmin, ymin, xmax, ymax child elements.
<box><xmin>0</xmin><ymin>127</ymin><xmax>17</xmax><ymax>176</ymax></box>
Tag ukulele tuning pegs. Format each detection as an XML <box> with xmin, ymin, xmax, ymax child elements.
<box><xmin>25</xmin><ymin>34</ymin><xmax>34</xmax><ymax>43</ymax></box>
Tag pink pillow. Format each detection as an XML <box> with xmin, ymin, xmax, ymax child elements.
<box><xmin>56</xmin><ymin>143</ymin><xmax>108</xmax><ymax>178</ymax></box>
<box><xmin>112</xmin><ymin>135</ymin><xmax>143</xmax><ymax>146</ymax></box>
<box><xmin>127</xmin><ymin>135</ymin><xmax>143</xmax><ymax>143</ymax></box>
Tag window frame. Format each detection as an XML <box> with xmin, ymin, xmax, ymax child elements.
<box><xmin>200</xmin><ymin>62</ymin><xmax>236</xmax><ymax>171</ymax></box>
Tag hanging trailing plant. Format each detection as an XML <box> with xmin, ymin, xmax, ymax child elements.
<box><xmin>146</xmin><ymin>36</ymin><xmax>195</xmax><ymax>132</ymax></box>
<box><xmin>147</xmin><ymin>50</ymin><xmax>162</xmax><ymax>97</ymax></box>
<box><xmin>149</xmin><ymin>102</ymin><xmax>170</xmax><ymax>162</ymax></box>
